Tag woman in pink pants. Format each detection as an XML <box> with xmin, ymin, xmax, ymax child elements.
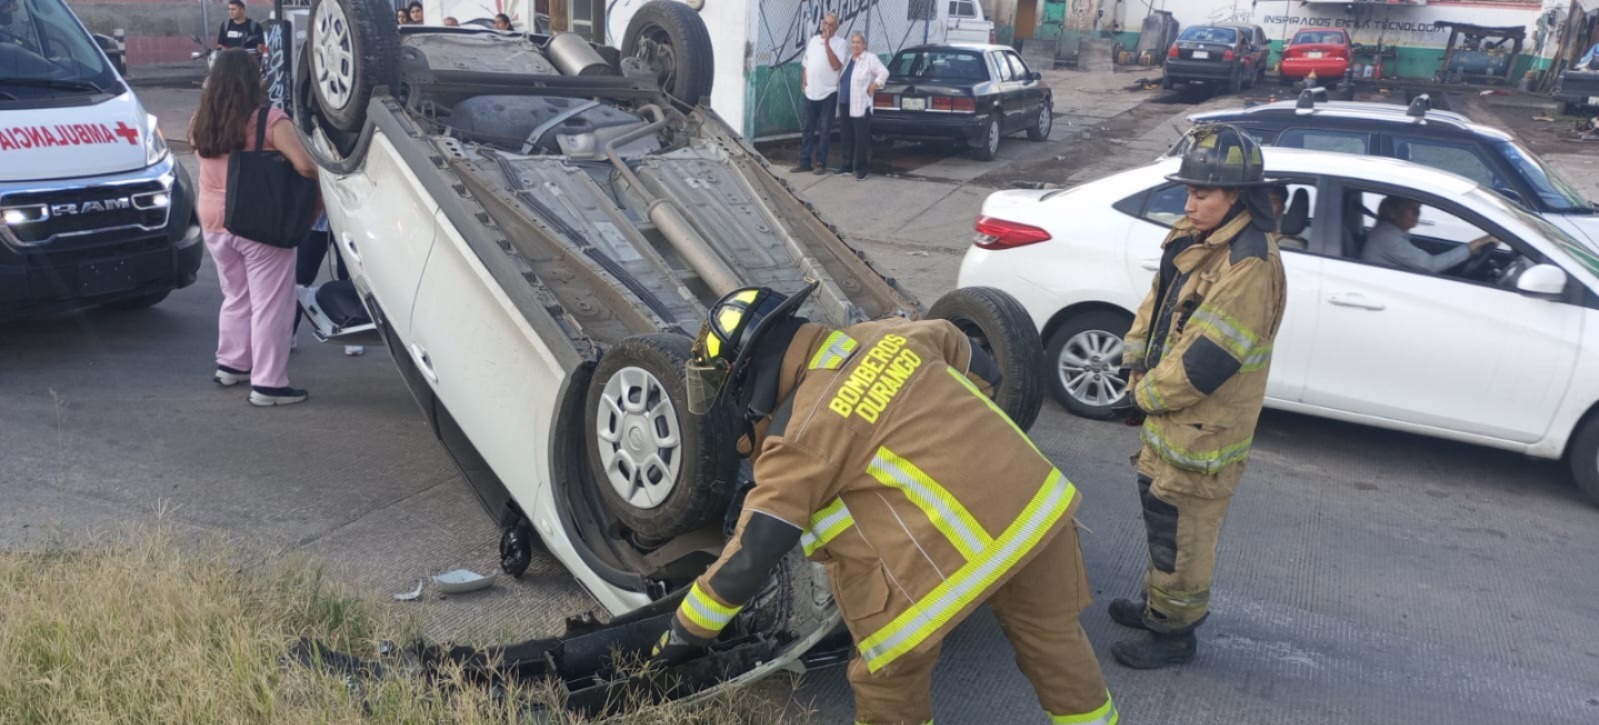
<box><xmin>190</xmin><ymin>50</ymin><xmax>319</xmax><ymax>406</ymax></box>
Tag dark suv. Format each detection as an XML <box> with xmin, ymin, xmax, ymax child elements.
<box><xmin>1162</xmin><ymin>23</ymin><xmax>1269</xmax><ymax>93</ymax></box>
<box><xmin>1172</xmin><ymin>92</ymin><xmax>1599</xmax><ymax>246</ymax></box>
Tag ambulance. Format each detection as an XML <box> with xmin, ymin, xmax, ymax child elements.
<box><xmin>1</xmin><ymin>0</ymin><xmax>202</xmax><ymax>320</ymax></box>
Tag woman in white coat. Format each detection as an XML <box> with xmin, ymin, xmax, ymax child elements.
<box><xmin>835</xmin><ymin>32</ymin><xmax>890</xmax><ymax>180</ymax></box>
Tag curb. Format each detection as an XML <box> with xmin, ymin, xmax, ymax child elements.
<box><xmin>126</xmin><ymin>74</ymin><xmax>206</xmax><ymax>90</ymax></box>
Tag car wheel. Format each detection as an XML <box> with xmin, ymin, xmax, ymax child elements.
<box><xmin>972</xmin><ymin>113</ymin><xmax>1001</xmax><ymax>161</ymax></box>
<box><xmin>100</xmin><ymin>290</ymin><xmax>170</xmax><ymax>310</ymax></box>
<box><xmin>1045</xmin><ymin>310</ymin><xmax>1133</xmax><ymax>420</ymax></box>
<box><xmin>586</xmin><ymin>333</ymin><xmax>739</xmax><ymax>540</ymax></box>
<box><xmin>308</xmin><ymin>0</ymin><xmax>398</xmax><ymax>134</ymax></box>
<box><xmin>1161</xmin><ymin>75</ymin><xmax>1174</xmax><ymax>90</ymax></box>
<box><xmin>927</xmin><ymin>287</ymin><xmax>1045</xmax><ymax>433</ymax></box>
<box><xmin>1027</xmin><ymin>101</ymin><xmax>1052</xmax><ymax>141</ymax></box>
<box><xmin>1227</xmin><ymin>69</ymin><xmax>1243</xmax><ymax>94</ymax></box>
<box><xmin>1568</xmin><ymin>412</ymin><xmax>1599</xmax><ymax>506</ymax></box>
<box><xmin>622</xmin><ymin>0</ymin><xmax>715</xmax><ymax>107</ymax></box>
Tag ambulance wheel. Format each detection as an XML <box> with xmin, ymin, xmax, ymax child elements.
<box><xmin>308</xmin><ymin>0</ymin><xmax>398</xmax><ymax>134</ymax></box>
<box><xmin>586</xmin><ymin>333</ymin><xmax>740</xmax><ymax>540</ymax></box>
<box><xmin>622</xmin><ymin>0</ymin><xmax>714</xmax><ymax>106</ymax></box>
<box><xmin>927</xmin><ymin>287</ymin><xmax>1045</xmax><ymax>433</ymax></box>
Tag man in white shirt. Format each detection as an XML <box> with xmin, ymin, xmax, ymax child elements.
<box><xmin>1361</xmin><ymin>195</ymin><xmax>1495</xmax><ymax>274</ymax></box>
<box><xmin>792</xmin><ymin>13</ymin><xmax>847</xmax><ymax>174</ymax></box>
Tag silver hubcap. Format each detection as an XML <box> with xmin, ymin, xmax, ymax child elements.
<box><xmin>595</xmin><ymin>366</ymin><xmax>683</xmax><ymax>510</ymax></box>
<box><xmin>1039</xmin><ymin>106</ymin><xmax>1052</xmax><ymax>135</ymax></box>
<box><xmin>988</xmin><ymin>120</ymin><xmax>999</xmax><ymax>153</ymax></box>
<box><xmin>313</xmin><ymin>0</ymin><xmax>356</xmax><ymax>111</ymax></box>
<box><xmin>1059</xmin><ymin>330</ymin><xmax>1127</xmax><ymax>407</ymax></box>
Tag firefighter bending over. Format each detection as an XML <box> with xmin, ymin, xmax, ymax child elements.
<box><xmin>650</xmin><ymin>283</ymin><xmax>1118</xmax><ymax>725</ymax></box>
<box><xmin>1108</xmin><ymin>124</ymin><xmax>1288</xmax><ymax>669</ymax></box>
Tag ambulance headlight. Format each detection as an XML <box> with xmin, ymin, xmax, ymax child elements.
<box><xmin>145</xmin><ymin>113</ymin><xmax>170</xmax><ymax>166</ymax></box>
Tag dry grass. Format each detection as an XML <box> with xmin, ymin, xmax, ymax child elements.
<box><xmin>0</xmin><ymin>527</ymin><xmax>809</xmax><ymax>725</ymax></box>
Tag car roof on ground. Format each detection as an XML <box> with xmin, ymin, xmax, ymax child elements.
<box><xmin>1190</xmin><ymin>100</ymin><xmax>1512</xmax><ymax>139</ymax></box>
<box><xmin>1146</xmin><ymin>146</ymin><xmax>1480</xmax><ymax>196</ymax></box>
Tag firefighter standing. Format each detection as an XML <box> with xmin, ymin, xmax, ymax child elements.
<box><xmin>652</xmin><ymin>283</ymin><xmax>1118</xmax><ymax>725</ymax></box>
<box><xmin>1108</xmin><ymin>124</ymin><xmax>1287</xmax><ymax>669</ymax></box>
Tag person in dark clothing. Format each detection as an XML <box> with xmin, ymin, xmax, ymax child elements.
<box><xmin>216</xmin><ymin>0</ymin><xmax>265</xmax><ymax>52</ymax></box>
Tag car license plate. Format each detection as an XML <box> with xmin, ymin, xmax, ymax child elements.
<box><xmin>1191</xmin><ymin>50</ymin><xmax>1210</xmax><ymax>60</ymax></box>
<box><xmin>78</xmin><ymin>260</ymin><xmax>136</xmax><ymax>296</ymax></box>
<box><xmin>1308</xmin><ymin>51</ymin><xmax>1324</xmax><ymax>59</ymax></box>
<box><xmin>901</xmin><ymin>97</ymin><xmax>926</xmax><ymax>111</ymax></box>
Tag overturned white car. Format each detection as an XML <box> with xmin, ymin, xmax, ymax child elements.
<box><xmin>291</xmin><ymin>0</ymin><xmax>1043</xmax><ymax>708</ymax></box>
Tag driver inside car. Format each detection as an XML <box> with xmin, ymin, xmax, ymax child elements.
<box><xmin>1361</xmin><ymin>195</ymin><xmax>1496</xmax><ymax>274</ymax></box>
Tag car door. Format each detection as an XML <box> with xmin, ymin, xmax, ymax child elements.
<box><xmin>405</xmin><ymin>208</ymin><xmax>570</xmax><ymax>509</ymax></box>
<box><xmin>319</xmin><ymin>134</ymin><xmax>439</xmax><ymax>339</ymax></box>
<box><xmin>1118</xmin><ymin>180</ymin><xmax>1324</xmax><ymax>403</ymax></box>
<box><xmin>1002</xmin><ymin>51</ymin><xmax>1040</xmax><ymax>130</ymax></box>
<box><xmin>1301</xmin><ymin>180</ymin><xmax>1583</xmax><ymax>442</ymax></box>
<box><xmin>986</xmin><ymin>50</ymin><xmax>1017</xmax><ymax>127</ymax></box>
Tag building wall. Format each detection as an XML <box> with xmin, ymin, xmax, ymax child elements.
<box><xmin>69</xmin><ymin>0</ymin><xmax>310</xmax><ymax>66</ymax></box>
<box><xmin>1114</xmin><ymin>0</ymin><xmax>1570</xmax><ymax>80</ymax></box>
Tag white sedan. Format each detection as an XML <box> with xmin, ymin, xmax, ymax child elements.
<box><xmin>956</xmin><ymin>146</ymin><xmax>1599</xmax><ymax>504</ymax></box>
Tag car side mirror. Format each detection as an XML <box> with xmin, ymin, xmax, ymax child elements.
<box><xmin>1515</xmin><ymin>264</ymin><xmax>1567</xmax><ymax>298</ymax></box>
<box><xmin>1027</xmin><ymin>71</ymin><xmax>1041</xmax><ymax>81</ymax></box>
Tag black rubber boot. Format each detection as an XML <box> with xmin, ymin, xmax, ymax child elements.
<box><xmin>1108</xmin><ymin>598</ymin><xmax>1150</xmax><ymax>630</ymax></box>
<box><xmin>1112</xmin><ymin>631</ymin><xmax>1197</xmax><ymax>670</ymax></box>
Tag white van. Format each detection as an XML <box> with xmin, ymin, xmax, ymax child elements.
<box><xmin>1</xmin><ymin>0</ymin><xmax>202</xmax><ymax>319</ymax></box>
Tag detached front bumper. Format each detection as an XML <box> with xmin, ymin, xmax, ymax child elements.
<box><xmin>872</xmin><ymin>110</ymin><xmax>986</xmax><ymax>146</ymax></box>
<box><xmin>0</xmin><ymin>157</ymin><xmax>202</xmax><ymax>320</ymax></box>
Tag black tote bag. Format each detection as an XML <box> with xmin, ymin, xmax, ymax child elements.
<box><xmin>223</xmin><ymin>106</ymin><xmax>318</xmax><ymax>249</ymax></box>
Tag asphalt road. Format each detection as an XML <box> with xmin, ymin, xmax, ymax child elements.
<box><xmin>4</xmin><ymin>83</ymin><xmax>1598</xmax><ymax>724</ymax></box>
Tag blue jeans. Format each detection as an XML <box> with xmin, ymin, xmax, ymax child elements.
<box><xmin>798</xmin><ymin>93</ymin><xmax>837</xmax><ymax>167</ymax></box>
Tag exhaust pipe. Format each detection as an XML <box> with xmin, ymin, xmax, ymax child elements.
<box><xmin>604</xmin><ymin>105</ymin><xmax>741</xmax><ymax>296</ymax></box>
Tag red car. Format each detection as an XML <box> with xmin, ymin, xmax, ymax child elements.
<box><xmin>1279</xmin><ymin>28</ymin><xmax>1352</xmax><ymax>82</ymax></box>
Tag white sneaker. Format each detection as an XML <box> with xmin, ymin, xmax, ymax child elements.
<box><xmin>214</xmin><ymin>366</ymin><xmax>250</xmax><ymax>387</ymax></box>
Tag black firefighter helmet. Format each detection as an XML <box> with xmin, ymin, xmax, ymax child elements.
<box><xmin>685</xmin><ymin>281</ymin><xmax>819</xmax><ymax>416</ymax></box>
<box><xmin>1167</xmin><ymin>123</ymin><xmax>1270</xmax><ymax>188</ymax></box>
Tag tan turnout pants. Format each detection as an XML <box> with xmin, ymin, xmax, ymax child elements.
<box><xmin>848</xmin><ymin>523</ymin><xmax>1118</xmax><ymax>725</ymax></box>
<box><xmin>1135</xmin><ymin>446</ymin><xmax>1243</xmax><ymax>633</ymax></box>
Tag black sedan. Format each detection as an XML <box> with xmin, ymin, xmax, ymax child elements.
<box><xmin>870</xmin><ymin>43</ymin><xmax>1053</xmax><ymax>161</ymax></box>
<box><xmin>1163</xmin><ymin>23</ymin><xmax>1269</xmax><ymax>93</ymax></box>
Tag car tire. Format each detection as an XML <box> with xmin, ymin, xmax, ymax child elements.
<box><xmin>972</xmin><ymin>113</ymin><xmax>1002</xmax><ymax>161</ymax></box>
<box><xmin>1161</xmin><ymin>75</ymin><xmax>1174</xmax><ymax>90</ymax></box>
<box><xmin>101</xmin><ymin>290</ymin><xmax>170</xmax><ymax>310</ymax></box>
<box><xmin>927</xmin><ymin>287</ymin><xmax>1045</xmax><ymax>433</ymax></box>
<box><xmin>622</xmin><ymin>0</ymin><xmax>715</xmax><ymax>107</ymax></box>
<box><xmin>1227</xmin><ymin>69</ymin><xmax>1243</xmax><ymax>94</ymax></box>
<box><xmin>1045</xmin><ymin>310</ymin><xmax>1133</xmax><ymax>420</ymax></box>
<box><xmin>308</xmin><ymin>0</ymin><xmax>399</xmax><ymax>135</ymax></box>
<box><xmin>1568</xmin><ymin>412</ymin><xmax>1599</xmax><ymax>506</ymax></box>
<box><xmin>586</xmin><ymin>333</ymin><xmax>740</xmax><ymax>540</ymax></box>
<box><xmin>1027</xmin><ymin>100</ymin><xmax>1052</xmax><ymax>141</ymax></box>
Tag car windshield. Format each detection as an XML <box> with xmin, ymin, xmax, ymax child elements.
<box><xmin>0</xmin><ymin>0</ymin><xmax>119</xmax><ymax>98</ymax></box>
<box><xmin>888</xmin><ymin>49</ymin><xmax>986</xmax><ymax>82</ymax></box>
<box><xmin>1491</xmin><ymin>139</ymin><xmax>1592</xmax><ymax>213</ymax></box>
<box><xmin>1180</xmin><ymin>27</ymin><xmax>1237</xmax><ymax>44</ymax></box>
<box><xmin>1471</xmin><ymin>184</ymin><xmax>1599</xmax><ymax>277</ymax></box>
<box><xmin>1292</xmin><ymin>31</ymin><xmax>1345</xmax><ymax>45</ymax></box>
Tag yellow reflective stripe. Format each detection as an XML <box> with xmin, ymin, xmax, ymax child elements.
<box><xmin>800</xmin><ymin>497</ymin><xmax>855</xmax><ymax>556</ymax></box>
<box><xmin>943</xmin><ymin>366</ymin><xmax>1042</xmax><ymax>458</ymax></box>
<box><xmin>681</xmin><ymin>582</ymin><xmax>742</xmax><ymax>633</ymax></box>
<box><xmin>1123</xmin><ymin>338</ymin><xmax>1146</xmax><ymax>361</ymax></box>
<box><xmin>858</xmin><ymin>469</ymin><xmax>1077</xmax><ymax>672</ymax></box>
<box><xmin>732</xmin><ymin>289</ymin><xmax>759</xmax><ymax>304</ymax></box>
<box><xmin>1240</xmin><ymin>342</ymin><xmax>1274</xmax><ymax>372</ymax></box>
<box><xmin>1052</xmin><ymin>691</ymin><xmax>1119</xmax><ymax>725</ymax></box>
<box><xmin>808</xmin><ymin>331</ymin><xmax>860</xmax><ymax>370</ymax></box>
<box><xmin>867</xmin><ymin>447</ymin><xmax>993</xmax><ymax>560</ymax></box>
<box><xmin>1135</xmin><ymin>378</ymin><xmax>1170</xmax><ymax>414</ymax></box>
<box><xmin>1190</xmin><ymin>305</ymin><xmax>1261</xmax><ymax>360</ymax></box>
<box><xmin>1140</xmin><ymin>420</ymin><xmax>1252</xmax><ymax>474</ymax></box>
